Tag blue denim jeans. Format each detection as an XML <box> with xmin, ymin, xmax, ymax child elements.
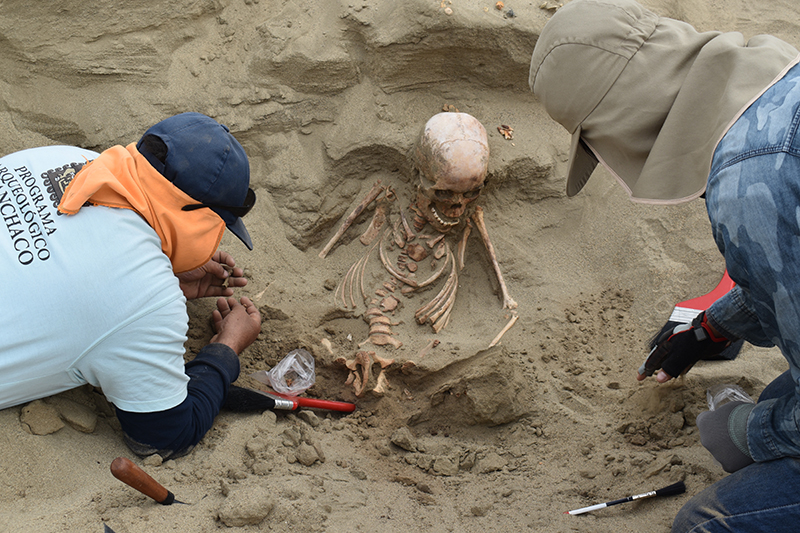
<box><xmin>673</xmin><ymin>62</ymin><xmax>800</xmax><ymax>532</ymax></box>
<box><xmin>673</xmin><ymin>373</ymin><xmax>800</xmax><ymax>532</ymax></box>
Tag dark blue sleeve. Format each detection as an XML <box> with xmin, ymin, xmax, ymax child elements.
<box><xmin>114</xmin><ymin>343</ymin><xmax>239</xmax><ymax>459</ymax></box>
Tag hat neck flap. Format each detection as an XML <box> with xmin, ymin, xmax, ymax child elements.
<box><xmin>630</xmin><ymin>32</ymin><xmax>800</xmax><ymax>202</ymax></box>
<box><xmin>58</xmin><ymin>143</ymin><xmax>226</xmax><ymax>273</ymax></box>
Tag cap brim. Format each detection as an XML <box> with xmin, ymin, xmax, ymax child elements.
<box><xmin>227</xmin><ymin>217</ymin><xmax>253</xmax><ymax>250</ymax></box>
<box><xmin>565</xmin><ymin>127</ymin><xmax>599</xmax><ymax>197</ymax></box>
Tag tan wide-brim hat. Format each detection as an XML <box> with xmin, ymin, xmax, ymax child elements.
<box><xmin>530</xmin><ymin>0</ymin><xmax>799</xmax><ymax>203</ymax></box>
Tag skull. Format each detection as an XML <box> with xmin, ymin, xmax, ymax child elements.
<box><xmin>413</xmin><ymin>112</ymin><xmax>489</xmax><ymax>233</ymax></box>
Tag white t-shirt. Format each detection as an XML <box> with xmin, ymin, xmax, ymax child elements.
<box><xmin>0</xmin><ymin>146</ymin><xmax>190</xmax><ymax>413</ymax></box>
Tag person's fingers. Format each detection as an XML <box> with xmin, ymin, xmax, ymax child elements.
<box><xmin>203</xmin><ymin>260</ymin><xmax>228</xmax><ymax>283</ymax></box>
<box><xmin>241</xmin><ymin>297</ymin><xmax>260</xmax><ymax>319</ymax></box>
<box><xmin>216</xmin><ymin>296</ymin><xmax>233</xmax><ymax>315</ymax></box>
<box><xmin>656</xmin><ymin>370</ymin><xmax>673</xmax><ymax>383</ymax></box>
<box><xmin>226</xmin><ymin>276</ymin><xmax>248</xmax><ymax>289</ymax></box>
<box><xmin>210</xmin><ymin>309</ymin><xmax>224</xmax><ymax>334</ymax></box>
<box><xmin>215</xmin><ymin>250</ymin><xmax>236</xmax><ymax>268</ymax></box>
<box><xmin>636</xmin><ymin>371</ymin><xmax>646</xmax><ymax>382</ymax></box>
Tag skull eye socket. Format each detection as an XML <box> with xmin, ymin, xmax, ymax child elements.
<box><xmin>463</xmin><ymin>186</ymin><xmax>483</xmax><ymax>199</ymax></box>
<box><xmin>434</xmin><ymin>189</ymin><xmax>456</xmax><ymax>200</ymax></box>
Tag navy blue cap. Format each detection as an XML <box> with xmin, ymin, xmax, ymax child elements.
<box><xmin>136</xmin><ymin>112</ymin><xmax>254</xmax><ymax>250</ymax></box>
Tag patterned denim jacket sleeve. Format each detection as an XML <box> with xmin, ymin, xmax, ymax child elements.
<box><xmin>748</xmin><ymin>394</ymin><xmax>800</xmax><ymax>462</ymax></box>
<box><xmin>707</xmin><ymin>288</ymin><xmax>800</xmax><ymax>461</ymax></box>
<box><xmin>707</xmin><ymin>286</ymin><xmax>774</xmax><ymax>347</ymax></box>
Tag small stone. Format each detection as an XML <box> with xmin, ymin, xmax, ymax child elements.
<box><xmin>433</xmin><ymin>457</ymin><xmax>459</xmax><ymax>476</ymax></box>
<box><xmin>375</xmin><ymin>440</ymin><xmax>392</xmax><ymax>456</ymax></box>
<box><xmin>143</xmin><ymin>454</ymin><xmax>163</xmax><ymax>467</ymax></box>
<box><xmin>20</xmin><ymin>400</ymin><xmax>64</xmax><ymax>435</ymax></box>
<box><xmin>471</xmin><ymin>503</ymin><xmax>492</xmax><ymax>516</ymax></box>
<box><xmin>390</xmin><ymin>427</ymin><xmax>417</xmax><ymax>452</ymax></box>
<box><xmin>282</xmin><ymin>428</ymin><xmax>301</xmax><ymax>447</ymax></box>
<box><xmin>297</xmin><ymin>410</ymin><xmax>321</xmax><ymax>428</ymax></box>
<box><xmin>256</xmin><ymin>410</ymin><xmax>278</xmax><ymax>430</ymax></box>
<box><xmin>49</xmin><ymin>398</ymin><xmax>97</xmax><ymax>433</ymax></box>
<box><xmin>460</xmin><ymin>451</ymin><xmax>477</xmax><ymax>471</ymax></box>
<box><xmin>245</xmin><ymin>437</ymin><xmax>270</xmax><ymax>458</ymax></box>
<box><xmin>476</xmin><ymin>452</ymin><xmax>506</xmax><ymax>474</ymax></box>
<box><xmin>350</xmin><ymin>468</ymin><xmax>367</xmax><ymax>480</ymax></box>
<box><xmin>295</xmin><ymin>443</ymin><xmax>319</xmax><ymax>466</ymax></box>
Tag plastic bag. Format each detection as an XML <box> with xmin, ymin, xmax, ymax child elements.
<box><xmin>256</xmin><ymin>349</ymin><xmax>315</xmax><ymax>396</ymax></box>
<box><xmin>706</xmin><ymin>383</ymin><xmax>754</xmax><ymax>411</ymax></box>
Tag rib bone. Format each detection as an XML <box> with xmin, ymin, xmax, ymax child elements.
<box><xmin>415</xmin><ymin>252</ymin><xmax>457</xmax><ymax>328</ymax></box>
<box><xmin>379</xmin><ymin>234</ymin><xmax>450</xmax><ymax>289</ymax></box>
<box><xmin>400</xmin><ymin>210</ymin><xmax>416</xmax><ymax>241</ymax></box>
<box><xmin>417</xmin><ymin>339</ymin><xmax>440</xmax><ymax>359</ymax></box>
<box><xmin>334</xmin><ymin>260</ymin><xmax>359</xmax><ymax>309</ymax></box>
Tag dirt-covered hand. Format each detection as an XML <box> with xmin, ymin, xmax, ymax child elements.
<box><xmin>177</xmin><ymin>251</ymin><xmax>247</xmax><ymax>300</ymax></box>
<box><xmin>210</xmin><ymin>296</ymin><xmax>262</xmax><ymax>354</ymax></box>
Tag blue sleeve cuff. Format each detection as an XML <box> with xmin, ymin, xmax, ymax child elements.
<box><xmin>115</xmin><ymin>343</ymin><xmax>241</xmax><ymax>459</ymax></box>
<box><xmin>186</xmin><ymin>342</ymin><xmax>240</xmax><ymax>383</ymax></box>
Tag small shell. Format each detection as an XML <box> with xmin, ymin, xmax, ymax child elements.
<box><xmin>495</xmin><ymin>1</ymin><xmax>504</xmax><ymax>10</ymax></box>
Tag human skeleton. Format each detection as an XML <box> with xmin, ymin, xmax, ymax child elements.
<box><xmin>319</xmin><ymin>112</ymin><xmax>518</xmax><ymax>397</ymax></box>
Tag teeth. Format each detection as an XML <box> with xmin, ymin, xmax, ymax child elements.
<box><xmin>429</xmin><ymin>205</ymin><xmax>458</xmax><ymax>226</ymax></box>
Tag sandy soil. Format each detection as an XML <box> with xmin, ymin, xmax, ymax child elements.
<box><xmin>0</xmin><ymin>1</ymin><xmax>795</xmax><ymax>532</ymax></box>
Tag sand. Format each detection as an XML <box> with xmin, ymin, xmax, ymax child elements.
<box><xmin>0</xmin><ymin>1</ymin><xmax>795</xmax><ymax>532</ymax></box>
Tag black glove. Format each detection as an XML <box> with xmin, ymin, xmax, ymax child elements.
<box><xmin>639</xmin><ymin>311</ymin><xmax>732</xmax><ymax>378</ymax></box>
<box><xmin>696</xmin><ymin>401</ymin><xmax>755</xmax><ymax>473</ymax></box>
